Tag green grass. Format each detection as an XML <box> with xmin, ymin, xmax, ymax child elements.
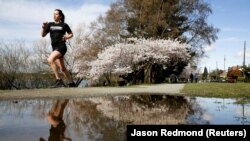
<box><xmin>181</xmin><ymin>83</ymin><xmax>250</xmax><ymax>98</ymax></box>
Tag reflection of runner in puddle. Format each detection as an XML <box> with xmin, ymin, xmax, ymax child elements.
<box><xmin>40</xmin><ymin>99</ymin><xmax>71</xmax><ymax>141</ymax></box>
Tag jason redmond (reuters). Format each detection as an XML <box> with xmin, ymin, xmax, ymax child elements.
<box><xmin>127</xmin><ymin>125</ymin><xmax>249</xmax><ymax>140</ymax></box>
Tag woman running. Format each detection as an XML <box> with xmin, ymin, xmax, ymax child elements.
<box><xmin>41</xmin><ymin>9</ymin><xmax>76</xmax><ymax>87</ymax></box>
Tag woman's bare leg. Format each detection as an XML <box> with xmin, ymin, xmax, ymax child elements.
<box><xmin>47</xmin><ymin>51</ymin><xmax>62</xmax><ymax>80</ymax></box>
<box><xmin>55</xmin><ymin>58</ymin><xmax>74</xmax><ymax>83</ymax></box>
<box><xmin>50</xmin><ymin>99</ymin><xmax>69</xmax><ymax>119</ymax></box>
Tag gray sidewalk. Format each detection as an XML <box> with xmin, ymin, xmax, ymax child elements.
<box><xmin>0</xmin><ymin>83</ymin><xmax>185</xmax><ymax>100</ymax></box>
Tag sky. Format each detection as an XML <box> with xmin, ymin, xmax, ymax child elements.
<box><xmin>0</xmin><ymin>0</ymin><xmax>114</xmax><ymax>42</ymax></box>
<box><xmin>0</xmin><ymin>0</ymin><xmax>250</xmax><ymax>73</ymax></box>
<box><xmin>201</xmin><ymin>0</ymin><xmax>250</xmax><ymax>72</ymax></box>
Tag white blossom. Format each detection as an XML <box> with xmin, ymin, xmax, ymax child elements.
<box><xmin>78</xmin><ymin>38</ymin><xmax>191</xmax><ymax>80</ymax></box>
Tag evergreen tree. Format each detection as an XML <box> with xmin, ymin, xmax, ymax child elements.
<box><xmin>202</xmin><ymin>67</ymin><xmax>208</xmax><ymax>80</ymax></box>
<box><xmin>125</xmin><ymin>0</ymin><xmax>188</xmax><ymax>39</ymax></box>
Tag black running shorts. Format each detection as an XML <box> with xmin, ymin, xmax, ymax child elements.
<box><xmin>52</xmin><ymin>43</ymin><xmax>67</xmax><ymax>57</ymax></box>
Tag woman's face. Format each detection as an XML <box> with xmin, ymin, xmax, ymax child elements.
<box><xmin>53</xmin><ymin>10</ymin><xmax>61</xmax><ymax>22</ymax></box>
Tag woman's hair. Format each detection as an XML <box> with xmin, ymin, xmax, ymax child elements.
<box><xmin>55</xmin><ymin>9</ymin><xmax>65</xmax><ymax>23</ymax></box>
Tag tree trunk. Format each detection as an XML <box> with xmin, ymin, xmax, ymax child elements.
<box><xmin>104</xmin><ymin>72</ymin><xmax>112</xmax><ymax>86</ymax></box>
<box><xmin>144</xmin><ymin>64</ymin><xmax>152</xmax><ymax>84</ymax></box>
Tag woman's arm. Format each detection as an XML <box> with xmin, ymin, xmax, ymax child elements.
<box><xmin>62</xmin><ymin>32</ymin><xmax>73</xmax><ymax>41</ymax></box>
<box><xmin>41</xmin><ymin>22</ymin><xmax>48</xmax><ymax>37</ymax></box>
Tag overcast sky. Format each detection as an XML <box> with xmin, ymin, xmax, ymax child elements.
<box><xmin>0</xmin><ymin>0</ymin><xmax>250</xmax><ymax>72</ymax></box>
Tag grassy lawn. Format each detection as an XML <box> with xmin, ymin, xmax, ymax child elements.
<box><xmin>181</xmin><ymin>83</ymin><xmax>250</xmax><ymax>98</ymax></box>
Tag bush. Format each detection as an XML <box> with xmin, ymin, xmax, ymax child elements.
<box><xmin>227</xmin><ymin>69</ymin><xmax>243</xmax><ymax>79</ymax></box>
<box><xmin>237</xmin><ymin>77</ymin><xmax>245</xmax><ymax>82</ymax></box>
<box><xmin>244</xmin><ymin>77</ymin><xmax>250</xmax><ymax>83</ymax></box>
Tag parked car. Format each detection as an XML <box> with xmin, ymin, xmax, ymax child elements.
<box><xmin>227</xmin><ymin>77</ymin><xmax>236</xmax><ymax>83</ymax></box>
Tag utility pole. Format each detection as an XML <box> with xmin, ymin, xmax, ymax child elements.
<box><xmin>224</xmin><ymin>55</ymin><xmax>226</xmax><ymax>71</ymax></box>
<box><xmin>243</xmin><ymin>40</ymin><xmax>246</xmax><ymax>68</ymax></box>
<box><xmin>216</xmin><ymin>61</ymin><xmax>218</xmax><ymax>80</ymax></box>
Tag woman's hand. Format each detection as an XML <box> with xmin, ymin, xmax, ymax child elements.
<box><xmin>42</xmin><ymin>22</ymin><xmax>48</xmax><ymax>29</ymax></box>
<box><xmin>62</xmin><ymin>35</ymin><xmax>68</xmax><ymax>41</ymax></box>
<box><xmin>41</xmin><ymin>22</ymin><xmax>48</xmax><ymax>37</ymax></box>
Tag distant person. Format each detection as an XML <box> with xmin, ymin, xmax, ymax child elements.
<box><xmin>190</xmin><ymin>73</ymin><xmax>194</xmax><ymax>83</ymax></box>
<box><xmin>170</xmin><ymin>74</ymin><xmax>177</xmax><ymax>83</ymax></box>
<box><xmin>41</xmin><ymin>9</ymin><xmax>76</xmax><ymax>88</ymax></box>
<box><xmin>194</xmin><ymin>73</ymin><xmax>198</xmax><ymax>83</ymax></box>
<box><xmin>39</xmin><ymin>99</ymin><xmax>71</xmax><ymax>141</ymax></box>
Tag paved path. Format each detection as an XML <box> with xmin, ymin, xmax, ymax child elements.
<box><xmin>0</xmin><ymin>83</ymin><xmax>185</xmax><ymax>100</ymax></box>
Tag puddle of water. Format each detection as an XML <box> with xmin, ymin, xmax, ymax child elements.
<box><xmin>187</xmin><ymin>97</ymin><xmax>250</xmax><ymax>125</ymax></box>
<box><xmin>0</xmin><ymin>95</ymin><xmax>250</xmax><ymax>141</ymax></box>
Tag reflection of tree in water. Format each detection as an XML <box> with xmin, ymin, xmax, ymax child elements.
<box><xmin>0</xmin><ymin>100</ymin><xmax>51</xmax><ymax>120</ymax></box>
<box><xmin>61</xmin><ymin>95</ymin><xmax>204</xmax><ymax>140</ymax></box>
<box><xmin>185</xmin><ymin>97</ymin><xmax>210</xmax><ymax>124</ymax></box>
<box><xmin>61</xmin><ymin>95</ymin><xmax>196</xmax><ymax>140</ymax></box>
<box><xmin>234</xmin><ymin>98</ymin><xmax>250</xmax><ymax>124</ymax></box>
<box><xmin>84</xmin><ymin>95</ymin><xmax>198</xmax><ymax>125</ymax></box>
<box><xmin>131</xmin><ymin>95</ymin><xmax>189</xmax><ymax>109</ymax></box>
<box><xmin>0</xmin><ymin>100</ymin><xmax>29</xmax><ymax>119</ymax></box>
<box><xmin>64</xmin><ymin>99</ymin><xmax>127</xmax><ymax>141</ymax></box>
